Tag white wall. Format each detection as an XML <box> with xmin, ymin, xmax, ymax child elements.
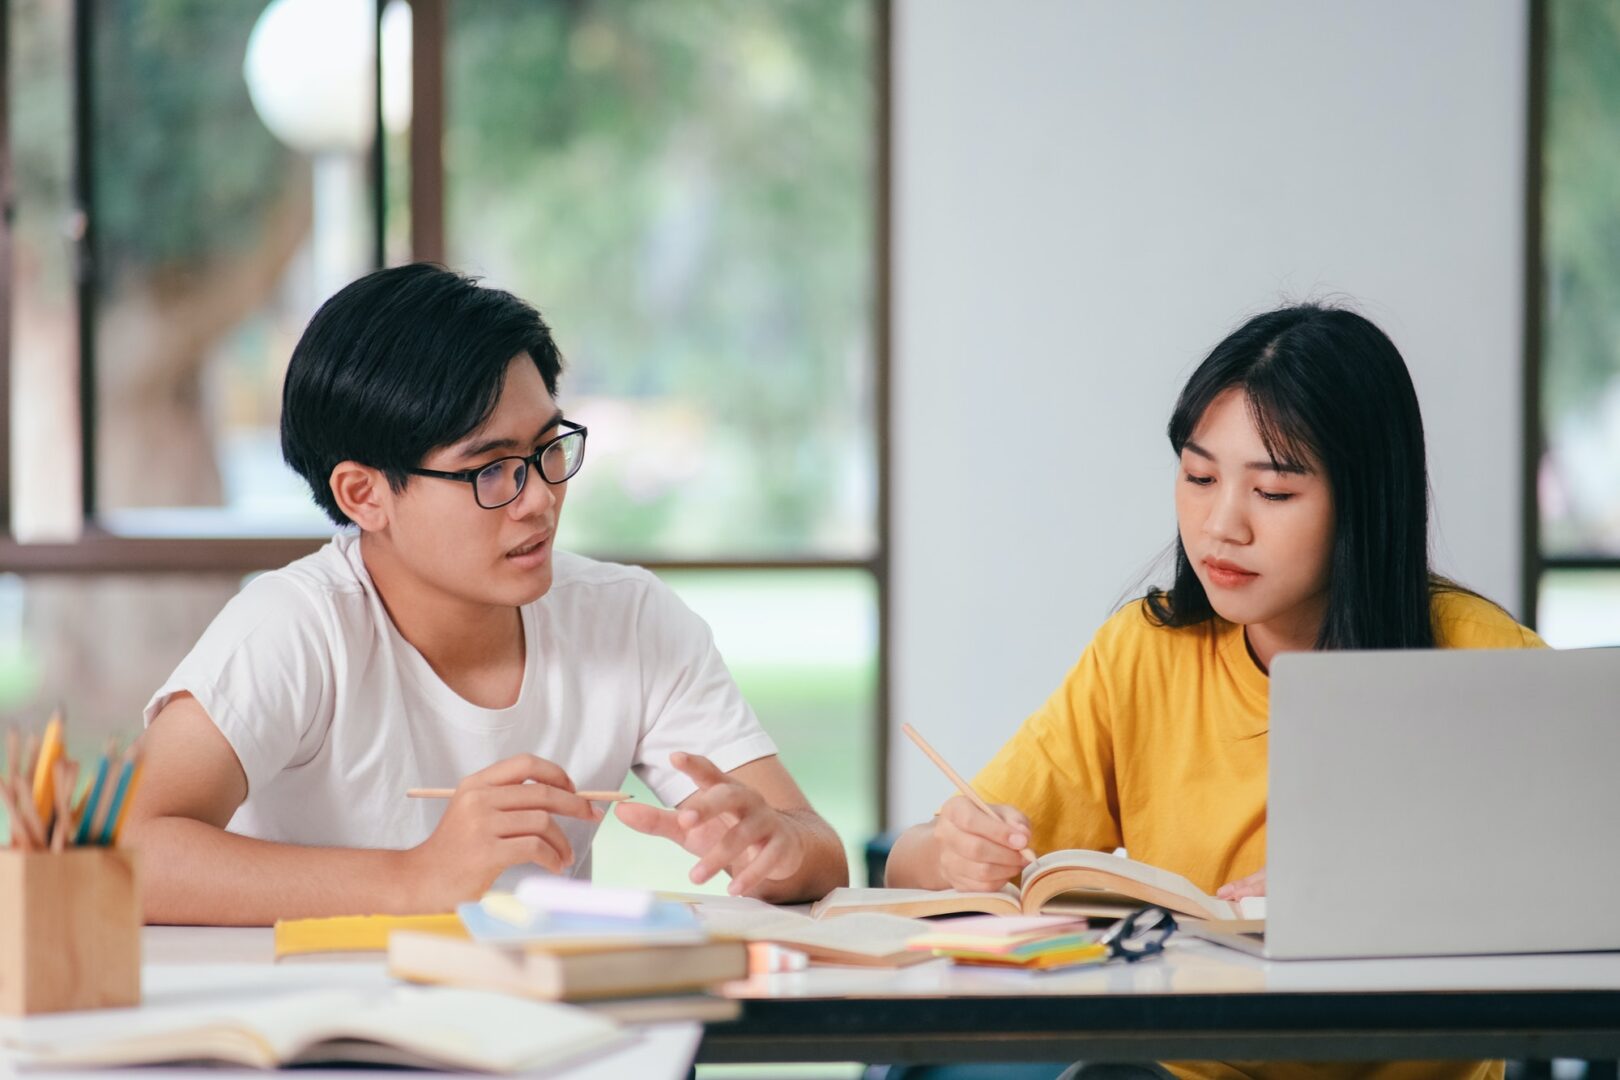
<box><xmin>890</xmin><ymin>0</ymin><xmax>1529</xmax><ymax>825</ymax></box>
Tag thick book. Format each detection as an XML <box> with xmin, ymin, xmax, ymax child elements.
<box><xmin>16</xmin><ymin>988</ymin><xmax>625</xmax><ymax>1073</ymax></box>
<box><xmin>812</xmin><ymin>849</ymin><xmax>1267</xmax><ymax>924</ymax></box>
<box><xmin>389</xmin><ymin>930</ymin><xmax>749</xmax><ymax>1000</ymax></box>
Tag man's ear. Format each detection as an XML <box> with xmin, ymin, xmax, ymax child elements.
<box><xmin>329</xmin><ymin>461</ymin><xmax>392</xmax><ymax>531</ymax></box>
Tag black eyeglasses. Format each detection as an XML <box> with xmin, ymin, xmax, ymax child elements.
<box><xmin>1096</xmin><ymin>905</ymin><xmax>1177</xmax><ymax>963</ymax></box>
<box><xmin>407</xmin><ymin>420</ymin><xmax>588</xmax><ymax>510</ymax></box>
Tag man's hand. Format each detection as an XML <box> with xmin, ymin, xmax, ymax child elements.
<box><xmin>402</xmin><ymin>754</ymin><xmax>601</xmax><ymax>911</ymax></box>
<box><xmin>933</xmin><ymin>795</ymin><xmax>1033</xmax><ymax>893</ymax></box>
<box><xmin>614</xmin><ymin>752</ymin><xmax>807</xmax><ymax>897</ymax></box>
<box><xmin>1216</xmin><ymin>866</ymin><xmax>1266</xmax><ymax>900</ymax></box>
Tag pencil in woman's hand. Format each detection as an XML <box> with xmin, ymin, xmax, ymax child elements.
<box><xmin>900</xmin><ymin>722</ymin><xmax>1038</xmax><ymax>864</ymax></box>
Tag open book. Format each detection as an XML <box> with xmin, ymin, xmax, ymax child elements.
<box><xmin>15</xmin><ymin>988</ymin><xmax>626</xmax><ymax>1073</ymax></box>
<box><xmin>812</xmin><ymin>849</ymin><xmax>1267</xmax><ymax>924</ymax></box>
<box><xmin>679</xmin><ymin>895</ymin><xmax>937</xmax><ymax>967</ymax></box>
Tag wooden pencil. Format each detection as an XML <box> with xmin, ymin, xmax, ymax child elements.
<box><xmin>405</xmin><ymin>787</ymin><xmax>632</xmax><ymax>802</ymax></box>
<box><xmin>0</xmin><ymin>779</ymin><xmax>30</xmax><ymax>850</ymax></box>
<box><xmin>21</xmin><ymin>733</ymin><xmax>39</xmax><ymax>790</ymax></box>
<box><xmin>900</xmin><ymin>722</ymin><xmax>1038</xmax><ymax>864</ymax></box>
<box><xmin>50</xmin><ymin>760</ymin><xmax>70</xmax><ymax>853</ymax></box>
<box><xmin>8</xmin><ymin>777</ymin><xmax>48</xmax><ymax>852</ymax></box>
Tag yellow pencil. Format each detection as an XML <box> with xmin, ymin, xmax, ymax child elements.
<box><xmin>30</xmin><ymin>711</ymin><xmax>64</xmax><ymax>826</ymax></box>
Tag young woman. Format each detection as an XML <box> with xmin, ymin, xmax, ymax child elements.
<box><xmin>886</xmin><ymin>303</ymin><xmax>1541</xmax><ymax>1080</ymax></box>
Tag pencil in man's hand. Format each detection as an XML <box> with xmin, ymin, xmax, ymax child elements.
<box><xmin>405</xmin><ymin>787</ymin><xmax>632</xmax><ymax>802</ymax></box>
<box><xmin>900</xmin><ymin>722</ymin><xmax>1038</xmax><ymax>865</ymax></box>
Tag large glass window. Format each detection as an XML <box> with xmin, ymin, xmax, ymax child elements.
<box><xmin>1537</xmin><ymin>0</ymin><xmax>1620</xmax><ymax>646</ymax></box>
<box><xmin>87</xmin><ymin>0</ymin><xmax>385</xmax><ymax>537</ymax></box>
<box><xmin>3</xmin><ymin>0</ymin><xmax>883</xmax><ymax>877</ymax></box>
<box><xmin>445</xmin><ymin>0</ymin><xmax>877</xmax><ymax>560</ymax></box>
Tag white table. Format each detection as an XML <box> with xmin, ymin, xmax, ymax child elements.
<box><xmin>11</xmin><ymin>927</ymin><xmax>1620</xmax><ymax>1069</ymax></box>
<box><xmin>0</xmin><ymin>927</ymin><xmax>701</xmax><ymax>1078</ymax></box>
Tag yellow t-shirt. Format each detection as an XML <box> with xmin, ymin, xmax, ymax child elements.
<box><xmin>973</xmin><ymin>588</ymin><xmax>1544</xmax><ymax>1080</ymax></box>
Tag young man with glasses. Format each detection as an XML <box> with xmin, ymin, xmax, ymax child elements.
<box><xmin>124</xmin><ymin>263</ymin><xmax>849</xmax><ymax>924</ymax></box>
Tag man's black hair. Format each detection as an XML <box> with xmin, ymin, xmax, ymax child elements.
<box><xmin>281</xmin><ymin>263</ymin><xmax>563</xmax><ymax>526</ymax></box>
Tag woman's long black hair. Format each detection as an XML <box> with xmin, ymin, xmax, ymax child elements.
<box><xmin>1145</xmin><ymin>303</ymin><xmax>1444</xmax><ymax>650</ymax></box>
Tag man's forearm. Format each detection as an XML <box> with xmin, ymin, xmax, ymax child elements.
<box><xmin>128</xmin><ymin>816</ymin><xmax>423</xmax><ymax>926</ymax></box>
<box><xmin>752</xmin><ymin>808</ymin><xmax>849</xmax><ymax>904</ymax></box>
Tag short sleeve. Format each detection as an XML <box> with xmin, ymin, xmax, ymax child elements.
<box><xmin>143</xmin><ymin>575</ymin><xmax>334</xmax><ymax>797</ymax></box>
<box><xmin>629</xmin><ymin>578</ymin><xmax>778</xmax><ymax>807</ymax></box>
<box><xmin>972</xmin><ymin>638</ymin><xmax>1124</xmax><ymax>855</ymax></box>
<box><xmin>1432</xmin><ymin>589</ymin><xmax>1549</xmax><ymax>650</ymax></box>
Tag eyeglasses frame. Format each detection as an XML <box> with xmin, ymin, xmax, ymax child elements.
<box><xmin>1096</xmin><ymin>904</ymin><xmax>1177</xmax><ymax>963</ymax></box>
<box><xmin>406</xmin><ymin>419</ymin><xmax>589</xmax><ymax>510</ymax></box>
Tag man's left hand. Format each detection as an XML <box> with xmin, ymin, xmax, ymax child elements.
<box><xmin>613</xmin><ymin>752</ymin><xmax>807</xmax><ymax>897</ymax></box>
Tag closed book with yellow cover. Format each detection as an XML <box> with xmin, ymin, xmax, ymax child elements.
<box><xmin>273</xmin><ymin>913</ymin><xmax>466</xmax><ymax>959</ymax></box>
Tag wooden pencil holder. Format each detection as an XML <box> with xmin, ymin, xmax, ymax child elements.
<box><xmin>0</xmin><ymin>848</ymin><xmax>141</xmax><ymax>1015</ymax></box>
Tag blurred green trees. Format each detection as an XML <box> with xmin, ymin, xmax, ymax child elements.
<box><xmin>447</xmin><ymin>0</ymin><xmax>875</xmax><ymax>557</ymax></box>
<box><xmin>1542</xmin><ymin>0</ymin><xmax>1620</xmax><ymax>555</ymax></box>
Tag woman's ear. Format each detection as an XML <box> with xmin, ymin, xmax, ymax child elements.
<box><xmin>329</xmin><ymin>461</ymin><xmax>391</xmax><ymax>531</ymax></box>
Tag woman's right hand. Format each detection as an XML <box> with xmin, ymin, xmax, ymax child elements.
<box><xmin>400</xmin><ymin>754</ymin><xmax>602</xmax><ymax>911</ymax></box>
<box><xmin>933</xmin><ymin>795</ymin><xmax>1034</xmax><ymax>892</ymax></box>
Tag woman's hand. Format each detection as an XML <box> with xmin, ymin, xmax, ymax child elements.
<box><xmin>1216</xmin><ymin>866</ymin><xmax>1267</xmax><ymax>900</ymax></box>
<box><xmin>932</xmin><ymin>795</ymin><xmax>1034</xmax><ymax>893</ymax></box>
<box><xmin>614</xmin><ymin>752</ymin><xmax>807</xmax><ymax>897</ymax></box>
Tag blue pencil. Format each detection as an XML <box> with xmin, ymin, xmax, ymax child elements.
<box><xmin>74</xmin><ymin>756</ymin><xmax>111</xmax><ymax>846</ymax></box>
<box><xmin>97</xmin><ymin>757</ymin><xmax>135</xmax><ymax>846</ymax></box>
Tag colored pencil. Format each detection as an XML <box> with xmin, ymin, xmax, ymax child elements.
<box><xmin>109</xmin><ymin>756</ymin><xmax>145</xmax><ymax>847</ymax></box>
<box><xmin>96</xmin><ymin>749</ymin><xmax>138</xmax><ymax>846</ymax></box>
<box><xmin>75</xmin><ymin>754</ymin><xmax>113</xmax><ymax>846</ymax></box>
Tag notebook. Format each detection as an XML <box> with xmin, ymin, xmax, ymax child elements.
<box><xmin>273</xmin><ymin>913</ymin><xmax>467</xmax><ymax>960</ymax></box>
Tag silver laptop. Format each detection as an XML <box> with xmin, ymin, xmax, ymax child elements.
<box><xmin>1191</xmin><ymin>646</ymin><xmax>1620</xmax><ymax>960</ymax></box>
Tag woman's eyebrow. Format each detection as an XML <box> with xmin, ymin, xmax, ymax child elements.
<box><xmin>1182</xmin><ymin>440</ymin><xmax>1310</xmax><ymax>475</ymax></box>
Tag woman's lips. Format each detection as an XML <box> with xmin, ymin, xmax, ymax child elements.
<box><xmin>1203</xmin><ymin>558</ymin><xmax>1258</xmax><ymax>589</ymax></box>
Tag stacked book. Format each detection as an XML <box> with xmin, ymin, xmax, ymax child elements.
<box><xmin>386</xmin><ymin>878</ymin><xmax>747</xmax><ymax>1021</ymax></box>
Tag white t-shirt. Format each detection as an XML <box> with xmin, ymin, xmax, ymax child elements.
<box><xmin>143</xmin><ymin>532</ymin><xmax>778</xmax><ymax>879</ymax></box>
